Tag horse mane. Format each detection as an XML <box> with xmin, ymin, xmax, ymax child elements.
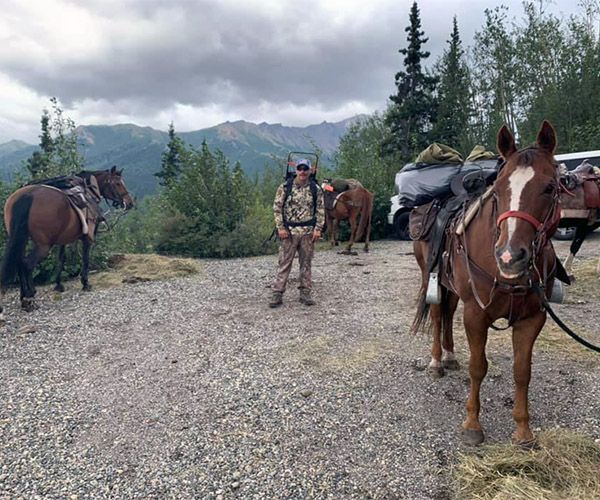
<box><xmin>76</xmin><ymin>170</ymin><xmax>109</xmax><ymax>181</ymax></box>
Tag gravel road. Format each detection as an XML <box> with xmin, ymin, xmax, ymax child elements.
<box><xmin>1</xmin><ymin>235</ymin><xmax>599</xmax><ymax>499</ymax></box>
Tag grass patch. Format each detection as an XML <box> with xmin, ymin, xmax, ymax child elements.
<box><xmin>287</xmin><ymin>334</ymin><xmax>392</xmax><ymax>372</ymax></box>
<box><xmin>536</xmin><ymin>322</ymin><xmax>598</xmax><ymax>360</ymax></box>
<box><xmin>453</xmin><ymin>429</ymin><xmax>600</xmax><ymax>500</ymax></box>
<box><xmin>90</xmin><ymin>253</ymin><xmax>202</xmax><ymax>289</ymax></box>
<box><xmin>565</xmin><ymin>258</ymin><xmax>600</xmax><ymax>303</ymax></box>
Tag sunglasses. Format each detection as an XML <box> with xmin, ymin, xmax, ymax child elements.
<box><xmin>296</xmin><ymin>165</ymin><xmax>310</xmax><ymax>172</ymax></box>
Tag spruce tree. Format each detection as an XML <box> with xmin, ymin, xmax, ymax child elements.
<box><xmin>432</xmin><ymin>17</ymin><xmax>473</xmax><ymax>153</ymax></box>
<box><xmin>384</xmin><ymin>1</ymin><xmax>437</xmax><ymax>160</ymax></box>
<box><xmin>156</xmin><ymin>122</ymin><xmax>184</xmax><ymax>187</ymax></box>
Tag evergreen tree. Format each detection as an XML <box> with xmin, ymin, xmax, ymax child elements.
<box><xmin>471</xmin><ymin>6</ymin><xmax>517</xmax><ymax>148</ymax></box>
<box><xmin>39</xmin><ymin>109</ymin><xmax>54</xmax><ymax>155</ymax></box>
<box><xmin>26</xmin><ymin>98</ymin><xmax>84</xmax><ymax>180</ymax></box>
<box><xmin>431</xmin><ymin>17</ymin><xmax>473</xmax><ymax>153</ymax></box>
<box><xmin>384</xmin><ymin>1</ymin><xmax>437</xmax><ymax>160</ymax></box>
<box><xmin>156</xmin><ymin>122</ymin><xmax>184</xmax><ymax>187</ymax></box>
<box><xmin>26</xmin><ymin>109</ymin><xmax>54</xmax><ymax>178</ymax></box>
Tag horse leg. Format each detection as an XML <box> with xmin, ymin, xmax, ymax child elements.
<box><xmin>461</xmin><ymin>304</ymin><xmax>489</xmax><ymax>445</ymax></box>
<box><xmin>345</xmin><ymin>212</ymin><xmax>358</xmax><ymax>254</ymax></box>
<box><xmin>441</xmin><ymin>290</ymin><xmax>460</xmax><ymax>370</ymax></box>
<box><xmin>80</xmin><ymin>237</ymin><xmax>92</xmax><ymax>291</ymax></box>
<box><xmin>511</xmin><ymin>311</ymin><xmax>545</xmax><ymax>446</ymax></box>
<box><xmin>332</xmin><ymin>219</ymin><xmax>339</xmax><ymax>246</ymax></box>
<box><xmin>21</xmin><ymin>243</ymin><xmax>51</xmax><ymax>311</ymax></box>
<box><xmin>564</xmin><ymin>221</ymin><xmax>588</xmax><ymax>275</ymax></box>
<box><xmin>428</xmin><ymin>302</ymin><xmax>445</xmax><ymax>378</ymax></box>
<box><xmin>54</xmin><ymin>245</ymin><xmax>66</xmax><ymax>292</ymax></box>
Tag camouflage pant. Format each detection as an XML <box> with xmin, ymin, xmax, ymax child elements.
<box><xmin>272</xmin><ymin>233</ymin><xmax>315</xmax><ymax>293</ymax></box>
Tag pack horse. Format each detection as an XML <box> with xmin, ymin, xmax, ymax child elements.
<box><xmin>0</xmin><ymin>167</ymin><xmax>134</xmax><ymax>315</ymax></box>
<box><xmin>413</xmin><ymin>121</ymin><xmax>567</xmax><ymax>446</ymax></box>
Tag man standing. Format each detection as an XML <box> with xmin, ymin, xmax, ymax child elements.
<box><xmin>269</xmin><ymin>158</ymin><xmax>325</xmax><ymax>308</ymax></box>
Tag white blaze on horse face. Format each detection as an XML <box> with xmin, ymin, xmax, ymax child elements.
<box><xmin>506</xmin><ymin>166</ymin><xmax>535</xmax><ymax>243</ymax></box>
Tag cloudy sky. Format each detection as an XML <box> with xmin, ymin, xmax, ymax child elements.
<box><xmin>0</xmin><ymin>0</ymin><xmax>582</xmax><ymax>143</ymax></box>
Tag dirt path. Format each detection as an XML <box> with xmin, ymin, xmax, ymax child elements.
<box><xmin>1</xmin><ymin>236</ymin><xmax>599</xmax><ymax>498</ymax></box>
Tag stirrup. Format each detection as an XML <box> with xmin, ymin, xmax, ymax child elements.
<box><xmin>425</xmin><ymin>273</ymin><xmax>441</xmax><ymax>304</ymax></box>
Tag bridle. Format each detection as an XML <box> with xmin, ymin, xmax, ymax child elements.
<box><xmin>99</xmin><ymin>172</ymin><xmax>129</xmax><ymax>208</ymax></box>
<box><xmin>454</xmin><ymin>156</ymin><xmax>562</xmax><ymax>326</ymax></box>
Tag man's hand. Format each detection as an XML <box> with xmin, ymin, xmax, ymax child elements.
<box><xmin>311</xmin><ymin>230</ymin><xmax>321</xmax><ymax>242</ymax></box>
<box><xmin>278</xmin><ymin>228</ymin><xmax>289</xmax><ymax>240</ymax></box>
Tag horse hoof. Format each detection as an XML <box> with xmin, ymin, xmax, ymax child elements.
<box><xmin>442</xmin><ymin>359</ymin><xmax>460</xmax><ymax>370</ymax></box>
<box><xmin>512</xmin><ymin>435</ymin><xmax>538</xmax><ymax>449</ymax></box>
<box><xmin>461</xmin><ymin>428</ymin><xmax>485</xmax><ymax>446</ymax></box>
<box><xmin>428</xmin><ymin>366</ymin><xmax>445</xmax><ymax>379</ymax></box>
<box><xmin>21</xmin><ymin>299</ymin><xmax>38</xmax><ymax>312</ymax></box>
<box><xmin>54</xmin><ymin>284</ymin><xmax>65</xmax><ymax>293</ymax></box>
<box><xmin>82</xmin><ymin>285</ymin><xmax>92</xmax><ymax>292</ymax></box>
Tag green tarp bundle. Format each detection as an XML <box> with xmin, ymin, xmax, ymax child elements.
<box><xmin>415</xmin><ymin>143</ymin><xmax>463</xmax><ymax>164</ymax></box>
<box><xmin>466</xmin><ymin>145</ymin><xmax>497</xmax><ymax>162</ymax></box>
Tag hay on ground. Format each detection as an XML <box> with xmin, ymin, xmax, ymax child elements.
<box><xmin>453</xmin><ymin>429</ymin><xmax>600</xmax><ymax>499</ymax></box>
<box><xmin>90</xmin><ymin>253</ymin><xmax>202</xmax><ymax>289</ymax></box>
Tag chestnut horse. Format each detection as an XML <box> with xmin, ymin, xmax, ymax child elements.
<box><xmin>325</xmin><ymin>187</ymin><xmax>374</xmax><ymax>254</ymax></box>
<box><xmin>0</xmin><ymin>167</ymin><xmax>134</xmax><ymax>313</ymax></box>
<box><xmin>413</xmin><ymin>121</ymin><xmax>562</xmax><ymax>446</ymax></box>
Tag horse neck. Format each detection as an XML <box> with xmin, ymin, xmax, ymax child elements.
<box><xmin>463</xmin><ymin>195</ymin><xmax>497</xmax><ymax>268</ymax></box>
<box><xmin>84</xmin><ymin>171</ymin><xmax>109</xmax><ymax>197</ymax></box>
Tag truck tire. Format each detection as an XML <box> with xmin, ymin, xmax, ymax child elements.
<box><xmin>394</xmin><ymin>211</ymin><xmax>411</xmax><ymax>240</ymax></box>
<box><xmin>553</xmin><ymin>227</ymin><xmax>576</xmax><ymax>241</ymax></box>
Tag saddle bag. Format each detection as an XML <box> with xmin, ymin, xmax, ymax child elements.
<box><xmin>409</xmin><ymin>200</ymin><xmax>440</xmax><ymax>241</ymax></box>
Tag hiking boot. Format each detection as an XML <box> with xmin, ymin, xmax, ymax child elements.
<box><xmin>299</xmin><ymin>289</ymin><xmax>315</xmax><ymax>306</ymax></box>
<box><xmin>269</xmin><ymin>291</ymin><xmax>283</xmax><ymax>308</ymax></box>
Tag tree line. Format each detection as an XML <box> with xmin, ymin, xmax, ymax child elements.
<box><xmin>1</xmin><ymin>0</ymin><xmax>599</xmax><ymax>272</ymax></box>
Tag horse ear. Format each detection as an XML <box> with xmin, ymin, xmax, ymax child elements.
<box><xmin>497</xmin><ymin>125</ymin><xmax>517</xmax><ymax>160</ymax></box>
<box><xmin>110</xmin><ymin>165</ymin><xmax>117</xmax><ymax>173</ymax></box>
<box><xmin>118</xmin><ymin>168</ymin><xmax>124</xmax><ymax>175</ymax></box>
<box><xmin>536</xmin><ymin>120</ymin><xmax>557</xmax><ymax>155</ymax></box>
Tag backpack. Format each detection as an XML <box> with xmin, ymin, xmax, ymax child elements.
<box><xmin>282</xmin><ymin>175</ymin><xmax>320</xmax><ymax>230</ymax></box>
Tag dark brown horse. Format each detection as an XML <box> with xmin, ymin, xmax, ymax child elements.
<box><xmin>413</xmin><ymin>121</ymin><xmax>562</xmax><ymax>446</ymax></box>
<box><xmin>1</xmin><ymin>167</ymin><xmax>134</xmax><ymax>313</ymax></box>
<box><xmin>325</xmin><ymin>187</ymin><xmax>374</xmax><ymax>254</ymax></box>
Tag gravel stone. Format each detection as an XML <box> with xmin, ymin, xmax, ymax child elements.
<box><xmin>0</xmin><ymin>236</ymin><xmax>598</xmax><ymax>498</ymax></box>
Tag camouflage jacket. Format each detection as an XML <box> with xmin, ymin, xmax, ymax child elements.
<box><xmin>273</xmin><ymin>179</ymin><xmax>325</xmax><ymax>235</ymax></box>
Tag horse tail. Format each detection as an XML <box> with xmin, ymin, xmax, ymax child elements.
<box><xmin>355</xmin><ymin>189</ymin><xmax>372</xmax><ymax>243</ymax></box>
<box><xmin>411</xmin><ymin>281</ymin><xmax>430</xmax><ymax>334</ymax></box>
<box><xmin>1</xmin><ymin>194</ymin><xmax>33</xmax><ymax>290</ymax></box>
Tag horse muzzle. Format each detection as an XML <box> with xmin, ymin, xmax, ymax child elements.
<box><xmin>120</xmin><ymin>195</ymin><xmax>135</xmax><ymax>210</ymax></box>
<box><xmin>495</xmin><ymin>245</ymin><xmax>530</xmax><ymax>279</ymax></box>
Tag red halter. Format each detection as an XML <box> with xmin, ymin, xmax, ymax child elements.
<box><xmin>496</xmin><ymin>210</ymin><xmax>543</xmax><ymax>231</ymax></box>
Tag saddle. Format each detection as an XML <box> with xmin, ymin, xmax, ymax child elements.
<box><xmin>560</xmin><ymin>164</ymin><xmax>600</xmax><ymax>216</ymax></box>
<box><xmin>410</xmin><ymin>169</ymin><xmax>496</xmax><ymax>275</ymax></box>
<box><xmin>29</xmin><ymin>174</ymin><xmax>104</xmax><ymax>237</ymax></box>
<box><xmin>322</xmin><ymin>178</ymin><xmax>364</xmax><ymax>211</ymax></box>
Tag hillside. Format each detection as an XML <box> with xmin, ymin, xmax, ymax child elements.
<box><xmin>0</xmin><ymin>117</ymin><xmax>363</xmax><ymax>196</ymax></box>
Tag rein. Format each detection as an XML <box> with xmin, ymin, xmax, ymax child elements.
<box><xmin>457</xmin><ymin>183</ymin><xmax>560</xmax><ymax>328</ymax></box>
<box><xmin>457</xmin><ymin>179</ymin><xmax>599</xmax><ymax>352</ymax></box>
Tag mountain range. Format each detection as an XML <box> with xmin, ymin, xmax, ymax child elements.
<box><xmin>0</xmin><ymin>116</ymin><xmax>363</xmax><ymax>196</ymax></box>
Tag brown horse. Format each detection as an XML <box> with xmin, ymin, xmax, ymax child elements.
<box><xmin>413</xmin><ymin>121</ymin><xmax>562</xmax><ymax>446</ymax></box>
<box><xmin>325</xmin><ymin>187</ymin><xmax>374</xmax><ymax>254</ymax></box>
<box><xmin>0</xmin><ymin>167</ymin><xmax>134</xmax><ymax>313</ymax></box>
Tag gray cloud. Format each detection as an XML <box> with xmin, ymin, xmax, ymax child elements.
<box><xmin>0</xmin><ymin>0</ymin><xmax>586</xmax><ymax>142</ymax></box>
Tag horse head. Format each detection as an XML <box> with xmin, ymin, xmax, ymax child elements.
<box><xmin>493</xmin><ymin>121</ymin><xmax>560</xmax><ymax>279</ymax></box>
<box><xmin>96</xmin><ymin>166</ymin><xmax>135</xmax><ymax>210</ymax></box>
